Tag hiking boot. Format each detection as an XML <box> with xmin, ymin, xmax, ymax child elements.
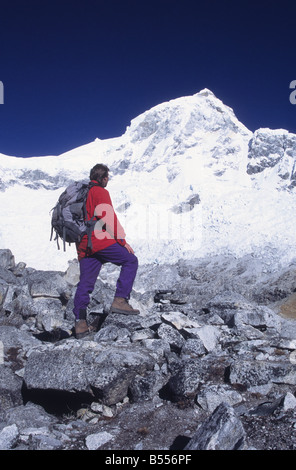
<box><xmin>110</xmin><ymin>297</ymin><xmax>140</xmax><ymax>315</ymax></box>
<box><xmin>75</xmin><ymin>319</ymin><xmax>92</xmax><ymax>339</ymax></box>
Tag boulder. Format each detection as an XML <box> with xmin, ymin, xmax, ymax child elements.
<box><xmin>157</xmin><ymin>323</ymin><xmax>185</xmax><ymax>351</ymax></box>
<box><xmin>24</xmin><ymin>340</ymin><xmax>155</xmax><ymax>406</ymax></box>
<box><xmin>166</xmin><ymin>359</ymin><xmax>210</xmax><ymax>402</ymax></box>
<box><xmin>85</xmin><ymin>431</ymin><xmax>114</xmax><ymax>450</ymax></box>
<box><xmin>185</xmin><ymin>402</ymin><xmax>245</xmax><ymax>450</ymax></box>
<box><xmin>28</xmin><ymin>270</ymin><xmax>71</xmax><ymax>299</ymax></box>
<box><xmin>229</xmin><ymin>360</ymin><xmax>296</xmax><ymax>387</ymax></box>
<box><xmin>129</xmin><ymin>371</ymin><xmax>167</xmax><ymax>402</ymax></box>
<box><xmin>0</xmin><ymin>325</ymin><xmax>40</xmax><ymax>358</ymax></box>
<box><xmin>0</xmin><ymin>424</ymin><xmax>19</xmax><ymax>450</ymax></box>
<box><xmin>3</xmin><ymin>402</ymin><xmax>58</xmax><ymax>430</ymax></box>
<box><xmin>196</xmin><ymin>384</ymin><xmax>243</xmax><ymax>412</ymax></box>
<box><xmin>35</xmin><ymin>298</ymin><xmax>65</xmax><ymax>332</ymax></box>
<box><xmin>0</xmin><ymin>366</ymin><xmax>23</xmax><ymax>412</ymax></box>
<box><xmin>0</xmin><ymin>249</ymin><xmax>15</xmax><ymax>270</ymax></box>
<box><xmin>182</xmin><ymin>325</ymin><xmax>221</xmax><ymax>352</ymax></box>
<box><xmin>0</xmin><ymin>249</ymin><xmax>296</xmax><ymax>450</ymax></box>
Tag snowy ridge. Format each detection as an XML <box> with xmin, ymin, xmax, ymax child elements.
<box><xmin>0</xmin><ymin>89</ymin><xmax>296</xmax><ymax>271</ymax></box>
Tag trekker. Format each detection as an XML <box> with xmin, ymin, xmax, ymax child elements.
<box><xmin>73</xmin><ymin>163</ymin><xmax>139</xmax><ymax>339</ymax></box>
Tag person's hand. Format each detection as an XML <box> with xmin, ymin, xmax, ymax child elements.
<box><xmin>124</xmin><ymin>243</ymin><xmax>135</xmax><ymax>254</ymax></box>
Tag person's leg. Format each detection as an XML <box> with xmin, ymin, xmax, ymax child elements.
<box><xmin>73</xmin><ymin>256</ymin><xmax>102</xmax><ymax>321</ymax></box>
<box><xmin>94</xmin><ymin>243</ymin><xmax>139</xmax><ymax>314</ymax></box>
<box><xmin>95</xmin><ymin>243</ymin><xmax>138</xmax><ymax>298</ymax></box>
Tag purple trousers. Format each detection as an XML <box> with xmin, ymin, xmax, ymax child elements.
<box><xmin>73</xmin><ymin>243</ymin><xmax>138</xmax><ymax>320</ymax></box>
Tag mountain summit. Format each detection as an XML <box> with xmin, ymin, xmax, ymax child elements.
<box><xmin>0</xmin><ymin>89</ymin><xmax>295</xmax><ymax>270</ymax></box>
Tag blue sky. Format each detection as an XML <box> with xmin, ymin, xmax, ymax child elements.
<box><xmin>0</xmin><ymin>0</ymin><xmax>295</xmax><ymax>157</ymax></box>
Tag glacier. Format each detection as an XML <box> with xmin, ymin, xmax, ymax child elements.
<box><xmin>0</xmin><ymin>88</ymin><xmax>296</xmax><ymax>271</ymax></box>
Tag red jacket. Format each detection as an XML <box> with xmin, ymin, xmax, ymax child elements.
<box><xmin>76</xmin><ymin>181</ymin><xmax>126</xmax><ymax>260</ymax></box>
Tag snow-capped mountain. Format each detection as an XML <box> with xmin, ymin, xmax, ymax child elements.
<box><xmin>0</xmin><ymin>88</ymin><xmax>296</xmax><ymax>271</ymax></box>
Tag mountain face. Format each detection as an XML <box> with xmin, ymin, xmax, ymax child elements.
<box><xmin>247</xmin><ymin>128</ymin><xmax>296</xmax><ymax>189</ymax></box>
<box><xmin>0</xmin><ymin>88</ymin><xmax>296</xmax><ymax>271</ymax></box>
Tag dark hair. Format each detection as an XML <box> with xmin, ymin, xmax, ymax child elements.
<box><xmin>90</xmin><ymin>164</ymin><xmax>109</xmax><ymax>186</ymax></box>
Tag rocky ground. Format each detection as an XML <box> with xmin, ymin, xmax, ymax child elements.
<box><xmin>0</xmin><ymin>248</ymin><xmax>296</xmax><ymax>451</ymax></box>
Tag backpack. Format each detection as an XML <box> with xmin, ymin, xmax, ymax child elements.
<box><xmin>50</xmin><ymin>180</ymin><xmax>99</xmax><ymax>251</ymax></box>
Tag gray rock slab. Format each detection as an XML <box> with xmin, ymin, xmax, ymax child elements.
<box><xmin>229</xmin><ymin>360</ymin><xmax>296</xmax><ymax>387</ymax></box>
<box><xmin>185</xmin><ymin>402</ymin><xmax>245</xmax><ymax>450</ymax></box>
<box><xmin>0</xmin><ymin>424</ymin><xmax>19</xmax><ymax>450</ymax></box>
<box><xmin>24</xmin><ymin>340</ymin><xmax>155</xmax><ymax>405</ymax></box>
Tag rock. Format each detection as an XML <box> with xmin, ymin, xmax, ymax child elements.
<box><xmin>185</xmin><ymin>403</ymin><xmax>245</xmax><ymax>450</ymax></box>
<box><xmin>140</xmin><ymin>338</ymin><xmax>170</xmax><ymax>363</ymax></box>
<box><xmin>0</xmin><ymin>268</ymin><xmax>18</xmax><ymax>286</ymax></box>
<box><xmin>3</xmin><ymin>402</ymin><xmax>58</xmax><ymax>430</ymax></box>
<box><xmin>89</xmin><ymin>278</ymin><xmax>116</xmax><ymax>313</ymax></box>
<box><xmin>10</xmin><ymin>294</ymin><xmax>39</xmax><ymax>319</ymax></box>
<box><xmin>278</xmin><ymin>318</ymin><xmax>296</xmax><ymax>340</ymax></box>
<box><xmin>131</xmin><ymin>328</ymin><xmax>155</xmax><ymax>342</ymax></box>
<box><xmin>206</xmin><ymin>292</ymin><xmax>282</xmax><ymax>334</ymax></box>
<box><xmin>233</xmin><ymin>304</ymin><xmax>282</xmax><ymax>334</ymax></box>
<box><xmin>28</xmin><ymin>270</ymin><xmax>71</xmax><ymax>299</ymax></box>
<box><xmin>94</xmin><ymin>324</ymin><xmax>131</xmax><ymax>344</ymax></box>
<box><xmin>161</xmin><ymin>311</ymin><xmax>200</xmax><ymax>330</ymax></box>
<box><xmin>0</xmin><ymin>249</ymin><xmax>15</xmax><ymax>270</ymax></box>
<box><xmin>1</xmin><ymin>285</ymin><xmax>18</xmax><ymax>314</ymax></box>
<box><xmin>246</xmin><ymin>129</ymin><xmax>296</xmax><ymax>186</ymax></box>
<box><xmin>24</xmin><ymin>341</ymin><xmax>155</xmax><ymax>406</ymax></box>
<box><xmin>135</xmin><ymin>312</ymin><xmax>162</xmax><ymax>330</ymax></box>
<box><xmin>157</xmin><ymin>323</ymin><xmax>185</xmax><ymax>351</ymax></box>
<box><xmin>0</xmin><ymin>366</ymin><xmax>23</xmax><ymax>411</ymax></box>
<box><xmin>90</xmin><ymin>402</ymin><xmax>114</xmax><ymax>417</ymax></box>
<box><xmin>85</xmin><ymin>431</ymin><xmax>114</xmax><ymax>450</ymax></box>
<box><xmin>0</xmin><ymin>424</ymin><xmax>19</xmax><ymax>450</ymax></box>
<box><xmin>129</xmin><ymin>371</ymin><xmax>167</xmax><ymax>402</ymax></box>
<box><xmin>182</xmin><ymin>325</ymin><xmax>221</xmax><ymax>352</ymax></box>
<box><xmin>34</xmin><ymin>435</ymin><xmax>63</xmax><ymax>450</ymax></box>
<box><xmin>11</xmin><ymin>262</ymin><xmax>27</xmax><ymax>277</ymax></box>
<box><xmin>166</xmin><ymin>359</ymin><xmax>210</xmax><ymax>402</ymax></box>
<box><xmin>63</xmin><ymin>259</ymin><xmax>80</xmax><ymax>286</ymax></box>
<box><xmin>0</xmin><ymin>325</ymin><xmax>39</xmax><ymax>353</ymax></box>
<box><xmin>35</xmin><ymin>298</ymin><xmax>65</xmax><ymax>332</ymax></box>
<box><xmin>181</xmin><ymin>338</ymin><xmax>206</xmax><ymax>357</ymax></box>
<box><xmin>249</xmin><ymin>396</ymin><xmax>283</xmax><ymax>416</ymax></box>
<box><xmin>196</xmin><ymin>384</ymin><xmax>243</xmax><ymax>412</ymax></box>
<box><xmin>1</xmin><ymin>249</ymin><xmax>296</xmax><ymax>450</ymax></box>
<box><xmin>103</xmin><ymin>311</ymin><xmax>145</xmax><ymax>333</ymax></box>
<box><xmin>0</xmin><ymin>281</ymin><xmax>8</xmax><ymax>306</ymax></box>
<box><xmin>282</xmin><ymin>392</ymin><xmax>296</xmax><ymax>411</ymax></box>
<box><xmin>154</xmin><ymin>290</ymin><xmax>187</xmax><ymax>305</ymax></box>
<box><xmin>229</xmin><ymin>360</ymin><xmax>296</xmax><ymax>387</ymax></box>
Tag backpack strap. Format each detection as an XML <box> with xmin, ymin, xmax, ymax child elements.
<box><xmin>85</xmin><ymin>216</ymin><xmax>97</xmax><ymax>250</ymax></box>
<box><xmin>62</xmin><ymin>225</ymin><xmax>67</xmax><ymax>252</ymax></box>
<box><xmin>50</xmin><ymin>205</ymin><xmax>61</xmax><ymax>250</ymax></box>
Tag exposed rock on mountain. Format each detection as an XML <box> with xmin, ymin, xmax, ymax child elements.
<box><xmin>0</xmin><ymin>89</ymin><xmax>295</xmax><ymax>272</ymax></box>
<box><xmin>0</xmin><ymin>90</ymin><xmax>296</xmax><ymax>451</ymax></box>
